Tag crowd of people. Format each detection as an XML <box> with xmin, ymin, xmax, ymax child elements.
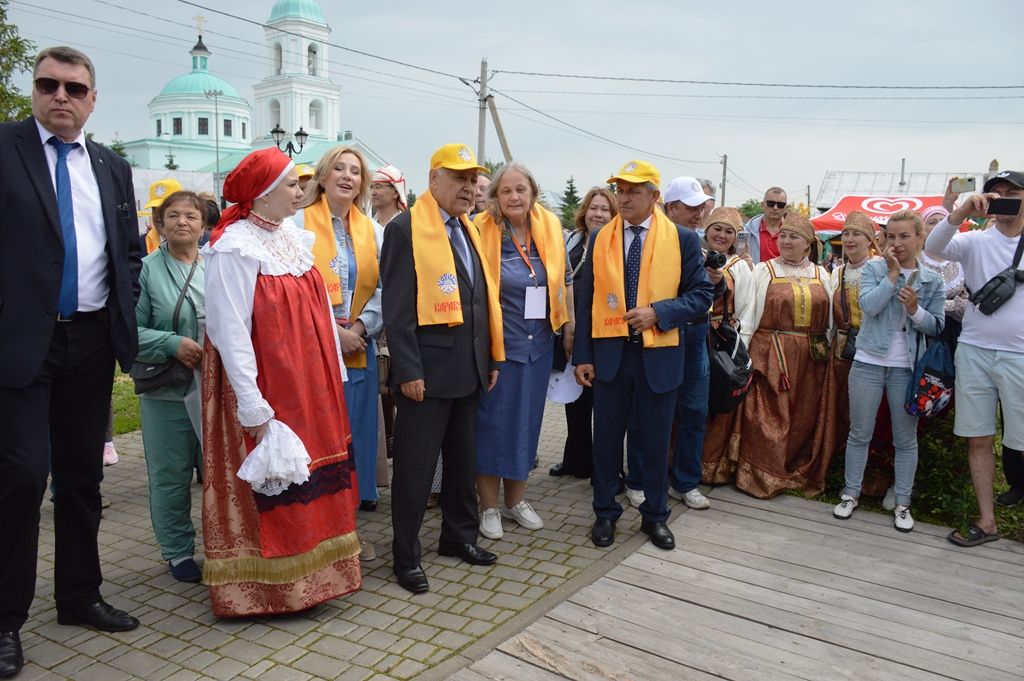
<box><xmin>0</xmin><ymin>44</ymin><xmax>1022</xmax><ymax>678</ymax></box>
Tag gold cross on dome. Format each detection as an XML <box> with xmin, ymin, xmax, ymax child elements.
<box><xmin>194</xmin><ymin>14</ymin><xmax>206</xmax><ymax>34</ymax></box>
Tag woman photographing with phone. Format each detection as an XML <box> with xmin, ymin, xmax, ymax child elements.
<box><xmin>833</xmin><ymin>210</ymin><xmax>945</xmax><ymax>532</ymax></box>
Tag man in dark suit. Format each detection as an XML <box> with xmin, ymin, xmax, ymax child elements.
<box><xmin>574</xmin><ymin>160</ymin><xmax>713</xmax><ymax>551</ymax></box>
<box><xmin>380</xmin><ymin>143</ymin><xmax>499</xmax><ymax>594</ymax></box>
<box><xmin>0</xmin><ymin>46</ymin><xmax>142</xmax><ymax>677</ymax></box>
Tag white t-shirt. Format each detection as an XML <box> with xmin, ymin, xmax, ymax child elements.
<box><xmin>925</xmin><ymin>218</ymin><xmax>1024</xmax><ymax>353</ymax></box>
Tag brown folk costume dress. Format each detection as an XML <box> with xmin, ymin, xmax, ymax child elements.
<box><xmin>732</xmin><ymin>258</ymin><xmax>833</xmax><ymax>498</ymax></box>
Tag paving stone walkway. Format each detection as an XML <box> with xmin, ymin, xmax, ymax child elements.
<box><xmin>21</xmin><ymin>402</ymin><xmax>663</xmax><ymax>680</ymax></box>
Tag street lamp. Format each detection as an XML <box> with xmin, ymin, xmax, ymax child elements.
<box><xmin>271</xmin><ymin>123</ymin><xmax>308</xmax><ymax>158</ymax></box>
<box><xmin>204</xmin><ymin>89</ymin><xmax>223</xmax><ymax>203</ymax></box>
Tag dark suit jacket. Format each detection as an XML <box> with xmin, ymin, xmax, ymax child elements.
<box><xmin>573</xmin><ymin>220</ymin><xmax>713</xmax><ymax>394</ymax></box>
<box><xmin>380</xmin><ymin>209</ymin><xmax>493</xmax><ymax>399</ymax></box>
<box><xmin>0</xmin><ymin>117</ymin><xmax>142</xmax><ymax>388</ymax></box>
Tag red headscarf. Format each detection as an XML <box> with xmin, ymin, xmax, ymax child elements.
<box><xmin>209</xmin><ymin>148</ymin><xmax>295</xmax><ymax>245</ymax></box>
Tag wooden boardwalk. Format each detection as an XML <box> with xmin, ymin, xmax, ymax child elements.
<box><xmin>450</xmin><ymin>486</ymin><xmax>1024</xmax><ymax>681</ymax></box>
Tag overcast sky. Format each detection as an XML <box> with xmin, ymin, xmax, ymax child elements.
<box><xmin>9</xmin><ymin>0</ymin><xmax>1024</xmax><ymax>206</ymax></box>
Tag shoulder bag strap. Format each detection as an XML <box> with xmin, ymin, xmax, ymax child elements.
<box><xmin>839</xmin><ymin>265</ymin><xmax>850</xmax><ymax>329</ymax></box>
<box><xmin>1012</xmin><ymin>233</ymin><xmax>1024</xmax><ymax>269</ymax></box>
<box><xmin>163</xmin><ymin>255</ymin><xmax>200</xmax><ymax>336</ymax></box>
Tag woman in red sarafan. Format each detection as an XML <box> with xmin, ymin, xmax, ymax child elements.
<box><xmin>200</xmin><ymin>148</ymin><xmax>361</xmax><ymax>617</ymax></box>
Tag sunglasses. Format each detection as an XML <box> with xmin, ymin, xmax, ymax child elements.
<box><xmin>765</xmin><ymin>200</ymin><xmax>787</xmax><ymax>209</ymax></box>
<box><xmin>34</xmin><ymin>77</ymin><xmax>91</xmax><ymax>100</ymax></box>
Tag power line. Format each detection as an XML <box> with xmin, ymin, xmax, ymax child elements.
<box><xmin>493</xmin><ymin>69</ymin><xmax>1024</xmax><ymax>91</ymax></box>
<box><xmin>489</xmin><ymin>87</ymin><xmax>720</xmax><ymax>166</ymax></box>
<box><xmin>497</xmin><ymin>88</ymin><xmax>1024</xmax><ymax>102</ymax></box>
<box><xmin>726</xmin><ymin>168</ymin><xmax>762</xmax><ymax>196</ymax></box>
<box><xmin>176</xmin><ymin>0</ymin><xmax>470</xmax><ymax>82</ymax></box>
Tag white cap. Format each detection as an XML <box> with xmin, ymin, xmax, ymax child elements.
<box><xmin>663</xmin><ymin>176</ymin><xmax>713</xmax><ymax>207</ymax></box>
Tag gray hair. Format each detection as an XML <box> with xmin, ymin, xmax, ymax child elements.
<box><xmin>485</xmin><ymin>162</ymin><xmax>540</xmax><ymax>222</ymax></box>
<box><xmin>34</xmin><ymin>46</ymin><xmax>96</xmax><ymax>88</ymax></box>
<box><xmin>700</xmin><ymin>179</ymin><xmax>716</xmax><ymax>197</ymax></box>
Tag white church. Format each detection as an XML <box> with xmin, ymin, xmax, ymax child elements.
<box><xmin>122</xmin><ymin>0</ymin><xmax>386</xmax><ymax>202</ymax></box>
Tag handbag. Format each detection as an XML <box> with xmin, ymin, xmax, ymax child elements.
<box><xmin>130</xmin><ymin>257</ymin><xmax>199</xmax><ymax>395</ymax></box>
<box><xmin>835</xmin><ymin>265</ymin><xmax>858</xmax><ymax>361</ymax></box>
<box><xmin>904</xmin><ymin>333</ymin><xmax>954</xmax><ymax>419</ymax></box>
<box><xmin>376</xmin><ymin>335</ymin><xmax>392</xmax><ymax>396</ymax></box>
<box><xmin>968</xmin><ymin>232</ymin><xmax>1024</xmax><ymax>315</ymax></box>
<box><xmin>707</xmin><ymin>285</ymin><xmax>754</xmax><ymax>416</ymax></box>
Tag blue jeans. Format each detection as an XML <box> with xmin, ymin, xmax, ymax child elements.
<box><xmin>844</xmin><ymin>361</ymin><xmax>918</xmax><ymax>506</ymax></box>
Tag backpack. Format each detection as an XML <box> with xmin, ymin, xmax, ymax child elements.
<box><xmin>904</xmin><ymin>336</ymin><xmax>954</xmax><ymax>419</ymax></box>
<box><xmin>707</xmin><ymin>283</ymin><xmax>754</xmax><ymax>416</ymax></box>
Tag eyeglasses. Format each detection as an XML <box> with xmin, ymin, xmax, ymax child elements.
<box><xmin>34</xmin><ymin>77</ymin><xmax>91</xmax><ymax>100</ymax></box>
<box><xmin>764</xmin><ymin>200</ymin><xmax>787</xmax><ymax>209</ymax></box>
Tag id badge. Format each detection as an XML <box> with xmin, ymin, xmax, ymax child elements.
<box><xmin>524</xmin><ymin>286</ymin><xmax>547</xmax><ymax>319</ymax></box>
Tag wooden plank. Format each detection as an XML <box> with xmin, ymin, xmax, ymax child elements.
<box><xmin>498</xmin><ymin>618</ymin><xmax>721</xmax><ymax>681</ymax></box>
<box><xmin>610</xmin><ymin>557</ymin><xmax>1023</xmax><ymax>680</ymax></box>
<box><xmin>708</xmin><ymin>485</ymin><xmax>1024</xmax><ymax>559</ymax></box>
<box><xmin>650</xmin><ymin>531</ymin><xmax>1024</xmax><ymax>636</ymax></box>
<box><xmin>625</xmin><ymin>548</ymin><xmax>1024</xmax><ymax>663</ymax></box>
<box><xmin>467</xmin><ymin>651</ymin><xmax>574</xmax><ymax>681</ymax></box>
<box><xmin>704</xmin><ymin>496</ymin><xmax>1024</xmax><ymax>576</ymax></box>
<box><xmin>563</xmin><ymin>581</ymin><xmax>950</xmax><ymax>681</ymax></box>
<box><xmin>669</xmin><ymin>508</ymin><xmax>1024</xmax><ymax>618</ymax></box>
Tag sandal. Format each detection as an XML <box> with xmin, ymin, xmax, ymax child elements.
<box><xmin>947</xmin><ymin>523</ymin><xmax>1000</xmax><ymax>547</ymax></box>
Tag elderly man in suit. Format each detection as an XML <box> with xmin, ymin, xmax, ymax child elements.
<box><xmin>574</xmin><ymin>161</ymin><xmax>713</xmax><ymax>551</ymax></box>
<box><xmin>0</xmin><ymin>46</ymin><xmax>142</xmax><ymax>677</ymax></box>
<box><xmin>380</xmin><ymin>143</ymin><xmax>501</xmax><ymax>594</ymax></box>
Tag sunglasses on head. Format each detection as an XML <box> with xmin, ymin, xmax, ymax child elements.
<box><xmin>765</xmin><ymin>200</ymin><xmax>787</xmax><ymax>209</ymax></box>
<box><xmin>34</xmin><ymin>77</ymin><xmax>91</xmax><ymax>100</ymax></box>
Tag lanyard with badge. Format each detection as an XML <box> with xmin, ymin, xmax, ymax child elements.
<box><xmin>508</xmin><ymin>224</ymin><xmax>547</xmax><ymax>319</ymax></box>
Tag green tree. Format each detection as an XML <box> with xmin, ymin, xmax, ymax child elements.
<box><xmin>109</xmin><ymin>137</ymin><xmax>128</xmax><ymax>159</ymax></box>
<box><xmin>406</xmin><ymin>190</ymin><xmax>416</xmax><ymax>208</ymax></box>
<box><xmin>559</xmin><ymin>176</ymin><xmax>581</xmax><ymax>231</ymax></box>
<box><xmin>0</xmin><ymin>0</ymin><xmax>36</xmax><ymax>122</ymax></box>
<box><xmin>482</xmin><ymin>159</ymin><xmax>504</xmax><ymax>176</ymax></box>
<box><xmin>738</xmin><ymin>198</ymin><xmax>762</xmax><ymax>220</ymax></box>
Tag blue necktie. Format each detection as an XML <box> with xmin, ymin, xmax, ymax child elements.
<box><xmin>49</xmin><ymin>137</ymin><xmax>80</xmax><ymax>317</ymax></box>
<box><xmin>447</xmin><ymin>217</ymin><xmax>473</xmax><ymax>285</ymax></box>
<box><xmin>625</xmin><ymin>225</ymin><xmax>643</xmax><ymax>312</ymax></box>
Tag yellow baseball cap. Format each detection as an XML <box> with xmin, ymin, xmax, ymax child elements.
<box><xmin>607</xmin><ymin>160</ymin><xmax>660</xmax><ymax>187</ymax></box>
<box><xmin>430</xmin><ymin>143</ymin><xmax>488</xmax><ymax>173</ymax></box>
<box><xmin>296</xmin><ymin>164</ymin><xmax>315</xmax><ymax>179</ymax></box>
<box><xmin>144</xmin><ymin>178</ymin><xmax>184</xmax><ymax>209</ymax></box>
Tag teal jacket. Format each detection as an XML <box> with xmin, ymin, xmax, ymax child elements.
<box><xmin>134</xmin><ymin>244</ymin><xmax>206</xmax><ymax>400</ymax></box>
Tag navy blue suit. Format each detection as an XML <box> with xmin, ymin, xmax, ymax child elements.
<box><xmin>573</xmin><ymin>217</ymin><xmax>713</xmax><ymax>523</ymax></box>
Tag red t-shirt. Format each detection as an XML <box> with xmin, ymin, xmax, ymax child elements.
<box><xmin>759</xmin><ymin>218</ymin><xmax>780</xmax><ymax>261</ymax></box>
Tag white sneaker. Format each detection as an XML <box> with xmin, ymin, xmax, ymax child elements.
<box><xmin>894</xmin><ymin>505</ymin><xmax>914</xmax><ymax>533</ymax></box>
<box><xmin>625</xmin><ymin>487</ymin><xmax>646</xmax><ymax>508</ymax></box>
<box><xmin>479</xmin><ymin>507</ymin><xmax>503</xmax><ymax>539</ymax></box>
<box><xmin>833</xmin><ymin>494</ymin><xmax>858</xmax><ymax>519</ymax></box>
<box><xmin>682</xmin><ymin>488</ymin><xmax>711</xmax><ymax>510</ymax></box>
<box><xmin>501</xmin><ymin>500</ymin><xmax>543</xmax><ymax>530</ymax></box>
<box><xmin>102</xmin><ymin>442</ymin><xmax>119</xmax><ymax>466</ymax></box>
<box><xmin>882</xmin><ymin>486</ymin><xmax>896</xmax><ymax>511</ymax></box>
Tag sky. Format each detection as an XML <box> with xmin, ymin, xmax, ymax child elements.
<box><xmin>9</xmin><ymin>0</ymin><xmax>1024</xmax><ymax>207</ymax></box>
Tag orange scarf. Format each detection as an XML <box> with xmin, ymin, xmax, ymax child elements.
<box><xmin>473</xmin><ymin>204</ymin><xmax>569</xmax><ymax>332</ymax></box>
<box><xmin>410</xmin><ymin>191</ymin><xmax>504</xmax><ymax>361</ymax></box>
<box><xmin>304</xmin><ymin>195</ymin><xmax>379</xmax><ymax>368</ymax></box>
<box><xmin>591</xmin><ymin>209</ymin><xmax>681</xmax><ymax>348</ymax></box>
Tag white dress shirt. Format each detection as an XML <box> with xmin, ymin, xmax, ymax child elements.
<box><xmin>35</xmin><ymin>119</ymin><xmax>109</xmax><ymax>311</ymax></box>
<box><xmin>622</xmin><ymin>214</ymin><xmax>653</xmax><ymax>254</ymax></box>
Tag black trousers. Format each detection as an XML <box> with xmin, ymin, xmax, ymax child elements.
<box><xmin>0</xmin><ymin>316</ymin><xmax>113</xmax><ymax>631</ymax></box>
<box><xmin>560</xmin><ymin>386</ymin><xmax>593</xmax><ymax>477</ymax></box>
<box><xmin>1003</xmin><ymin>446</ymin><xmax>1024</xmax><ymax>489</ymax></box>
<box><xmin>390</xmin><ymin>391</ymin><xmax>480</xmax><ymax>571</ymax></box>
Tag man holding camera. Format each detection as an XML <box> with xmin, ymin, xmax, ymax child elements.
<box><xmin>925</xmin><ymin>170</ymin><xmax>1024</xmax><ymax>547</ymax></box>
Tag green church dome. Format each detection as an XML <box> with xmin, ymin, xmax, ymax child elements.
<box><xmin>268</xmin><ymin>0</ymin><xmax>326</xmax><ymax>24</ymax></box>
<box><xmin>158</xmin><ymin>72</ymin><xmax>241</xmax><ymax>99</ymax></box>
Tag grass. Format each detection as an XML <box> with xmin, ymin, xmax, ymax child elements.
<box><xmin>111</xmin><ymin>369</ymin><xmax>141</xmax><ymax>435</ymax></box>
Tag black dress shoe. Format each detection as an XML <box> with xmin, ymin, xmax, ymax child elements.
<box><xmin>0</xmin><ymin>632</ymin><xmax>22</xmax><ymax>679</ymax></box>
<box><xmin>359</xmin><ymin>499</ymin><xmax>378</xmax><ymax>512</ymax></box>
<box><xmin>640</xmin><ymin>520</ymin><xmax>675</xmax><ymax>550</ymax></box>
<box><xmin>437</xmin><ymin>542</ymin><xmax>497</xmax><ymax>566</ymax></box>
<box><xmin>591</xmin><ymin>519</ymin><xmax>616</xmax><ymax>547</ymax></box>
<box><xmin>549</xmin><ymin>463</ymin><xmax>570</xmax><ymax>477</ymax></box>
<box><xmin>395</xmin><ymin>566</ymin><xmax>429</xmax><ymax>594</ymax></box>
<box><xmin>57</xmin><ymin>599</ymin><xmax>139</xmax><ymax>632</ymax></box>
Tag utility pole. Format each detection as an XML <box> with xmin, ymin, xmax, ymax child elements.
<box><xmin>477</xmin><ymin>58</ymin><xmax>488</xmax><ymax>163</ymax></box>
<box><xmin>806</xmin><ymin>184</ymin><xmax>811</xmax><ymax>212</ymax></box>
<box><xmin>485</xmin><ymin>97</ymin><xmax>513</xmax><ymax>163</ymax></box>
<box><xmin>720</xmin><ymin>154</ymin><xmax>727</xmax><ymax>206</ymax></box>
<box><xmin>205</xmin><ymin>89</ymin><xmax>223</xmax><ymax>204</ymax></box>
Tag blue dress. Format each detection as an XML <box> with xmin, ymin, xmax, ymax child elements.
<box><xmin>475</xmin><ymin>233</ymin><xmax>558</xmax><ymax>480</ymax></box>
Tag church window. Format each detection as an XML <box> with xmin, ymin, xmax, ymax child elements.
<box><xmin>274</xmin><ymin>43</ymin><xmax>283</xmax><ymax>75</ymax></box>
<box><xmin>309</xmin><ymin>101</ymin><xmax>323</xmax><ymax>131</ymax></box>
<box><xmin>224</xmin><ymin>119</ymin><xmax>232</xmax><ymax>137</ymax></box>
<box><xmin>198</xmin><ymin>117</ymin><xmax>209</xmax><ymax>135</ymax></box>
<box><xmin>270</xmin><ymin>100</ymin><xmax>281</xmax><ymax>130</ymax></box>
<box><xmin>156</xmin><ymin>120</ymin><xmax>162</xmax><ymax>136</ymax></box>
<box><xmin>242</xmin><ymin>122</ymin><xmax>247</xmax><ymax>139</ymax></box>
<box><xmin>307</xmin><ymin>44</ymin><xmax>318</xmax><ymax>76</ymax></box>
<box><xmin>172</xmin><ymin>117</ymin><xmax>182</xmax><ymax>135</ymax></box>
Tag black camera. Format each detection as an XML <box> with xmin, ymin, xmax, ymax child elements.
<box><xmin>968</xmin><ymin>267</ymin><xmax>1024</xmax><ymax>315</ymax></box>
<box><xmin>704</xmin><ymin>251</ymin><xmax>728</xmax><ymax>269</ymax></box>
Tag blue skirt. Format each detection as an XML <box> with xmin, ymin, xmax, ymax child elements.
<box><xmin>475</xmin><ymin>349</ymin><xmax>551</xmax><ymax>480</ymax></box>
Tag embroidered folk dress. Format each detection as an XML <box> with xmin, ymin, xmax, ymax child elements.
<box><xmin>201</xmin><ymin>216</ymin><xmax>361</xmax><ymax>617</ymax></box>
<box><xmin>729</xmin><ymin>258</ymin><xmax>834</xmax><ymax>498</ymax></box>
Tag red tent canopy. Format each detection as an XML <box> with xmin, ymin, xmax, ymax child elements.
<box><xmin>811</xmin><ymin>195</ymin><xmax>945</xmax><ymax>234</ymax></box>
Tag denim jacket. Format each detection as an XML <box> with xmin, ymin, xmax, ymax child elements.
<box><xmin>857</xmin><ymin>258</ymin><xmax>945</xmax><ymax>366</ymax></box>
